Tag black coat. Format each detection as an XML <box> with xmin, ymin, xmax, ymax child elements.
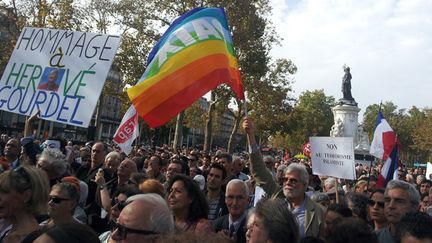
<box><xmin>212</xmin><ymin>214</ymin><xmax>247</xmax><ymax>243</ymax></box>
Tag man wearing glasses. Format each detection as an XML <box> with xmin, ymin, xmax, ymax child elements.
<box><xmin>242</xmin><ymin>118</ymin><xmax>324</xmax><ymax>238</ymax></box>
<box><xmin>377</xmin><ymin>180</ymin><xmax>420</xmax><ymax>243</ymax></box>
<box><xmin>109</xmin><ymin>193</ymin><xmax>174</xmax><ymax>242</ymax></box>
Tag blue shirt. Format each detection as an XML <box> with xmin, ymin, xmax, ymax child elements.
<box><xmin>287</xmin><ymin>196</ymin><xmax>307</xmax><ymax>237</ymax></box>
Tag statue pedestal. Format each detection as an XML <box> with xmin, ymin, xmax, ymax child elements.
<box><xmin>330</xmin><ymin>104</ymin><xmax>372</xmax><ymax>162</ymax></box>
<box><xmin>332</xmin><ymin>104</ymin><xmax>360</xmax><ymax>138</ymax></box>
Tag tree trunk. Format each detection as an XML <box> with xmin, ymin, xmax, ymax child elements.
<box><xmin>204</xmin><ymin>92</ymin><xmax>216</xmax><ymax>152</ymax></box>
<box><xmin>173</xmin><ymin>112</ymin><xmax>184</xmax><ymax>149</ymax></box>
<box><xmin>94</xmin><ymin>94</ymin><xmax>104</xmax><ymax>140</ymax></box>
<box><xmin>227</xmin><ymin>101</ymin><xmax>243</xmax><ymax>154</ymax></box>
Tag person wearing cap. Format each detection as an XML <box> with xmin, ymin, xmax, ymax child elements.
<box><xmin>194</xmin><ymin>175</ymin><xmax>206</xmax><ymax>192</ymax></box>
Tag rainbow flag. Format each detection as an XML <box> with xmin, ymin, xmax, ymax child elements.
<box><xmin>127</xmin><ymin>7</ymin><xmax>244</xmax><ymax>128</ymax></box>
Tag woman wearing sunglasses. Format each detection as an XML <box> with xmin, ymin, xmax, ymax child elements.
<box><xmin>42</xmin><ymin>182</ymin><xmax>81</xmax><ymax>227</ymax></box>
<box><xmin>368</xmin><ymin>188</ymin><xmax>388</xmax><ymax>232</ymax></box>
<box><xmin>0</xmin><ymin>166</ymin><xmax>50</xmax><ymax>242</ymax></box>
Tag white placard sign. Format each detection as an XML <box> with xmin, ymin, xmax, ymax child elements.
<box><xmin>427</xmin><ymin>162</ymin><xmax>432</xmax><ymax>180</ymax></box>
<box><xmin>0</xmin><ymin>27</ymin><xmax>121</xmax><ymax>127</ymax></box>
<box><xmin>310</xmin><ymin>136</ymin><xmax>356</xmax><ymax>180</ymax></box>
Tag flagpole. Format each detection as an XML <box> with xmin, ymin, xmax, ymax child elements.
<box><xmin>243</xmin><ymin>91</ymin><xmax>248</xmax><ymax>117</ymax></box>
<box><xmin>243</xmin><ymin>100</ymin><xmax>248</xmax><ymax>117</ymax></box>
<box><xmin>366</xmin><ymin>156</ymin><xmax>374</xmax><ymax>190</ymax></box>
<box><xmin>335</xmin><ymin>178</ymin><xmax>340</xmax><ymax>203</ymax></box>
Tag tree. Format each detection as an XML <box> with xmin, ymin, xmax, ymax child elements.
<box><xmin>248</xmin><ymin>58</ymin><xmax>297</xmax><ymax>143</ymax></box>
<box><xmin>362</xmin><ymin>102</ymin><xmax>430</xmax><ymax>163</ymax></box>
<box><xmin>412</xmin><ymin>109</ymin><xmax>432</xmax><ymax>161</ymax></box>
<box><xmin>362</xmin><ymin>102</ymin><xmax>398</xmax><ymax>137</ymax></box>
<box><xmin>285</xmin><ymin>90</ymin><xmax>335</xmax><ymax>151</ymax></box>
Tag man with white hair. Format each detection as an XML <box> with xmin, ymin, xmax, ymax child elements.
<box><xmin>212</xmin><ymin>179</ymin><xmax>249</xmax><ymax>243</ymax></box>
<box><xmin>243</xmin><ymin>117</ymin><xmax>324</xmax><ymax>238</ymax></box>
<box><xmin>110</xmin><ymin>193</ymin><xmax>174</xmax><ymax>243</ymax></box>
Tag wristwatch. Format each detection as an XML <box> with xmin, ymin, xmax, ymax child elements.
<box><xmin>99</xmin><ymin>184</ymin><xmax>105</xmax><ymax>190</ymax></box>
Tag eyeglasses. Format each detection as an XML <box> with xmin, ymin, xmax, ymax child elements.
<box><xmin>111</xmin><ymin>198</ymin><xmax>128</xmax><ymax>211</ymax></box>
<box><xmin>49</xmin><ymin>196</ymin><xmax>71</xmax><ymax>204</ymax></box>
<box><xmin>282</xmin><ymin>177</ymin><xmax>299</xmax><ymax>185</ymax></box>
<box><xmin>368</xmin><ymin>199</ymin><xmax>385</xmax><ymax>208</ymax></box>
<box><xmin>111</xmin><ymin>221</ymin><xmax>159</xmax><ymax>240</ymax></box>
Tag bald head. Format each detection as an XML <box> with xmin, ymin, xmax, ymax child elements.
<box><xmin>117</xmin><ymin>158</ymin><xmax>138</xmax><ymax>179</ymax></box>
<box><xmin>124</xmin><ymin>194</ymin><xmax>174</xmax><ymax>233</ymax></box>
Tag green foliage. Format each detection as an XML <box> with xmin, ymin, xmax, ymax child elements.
<box><xmin>284</xmin><ymin>90</ymin><xmax>335</xmax><ymax>151</ymax></box>
<box><xmin>184</xmin><ymin>100</ymin><xmax>206</xmax><ymax>130</ymax></box>
<box><xmin>362</xmin><ymin>102</ymin><xmax>431</xmax><ymax>162</ymax></box>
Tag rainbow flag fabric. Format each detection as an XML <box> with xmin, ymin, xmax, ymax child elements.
<box><xmin>127</xmin><ymin>7</ymin><xmax>244</xmax><ymax>128</ymax></box>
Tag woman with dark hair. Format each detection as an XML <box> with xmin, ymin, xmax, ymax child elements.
<box><xmin>345</xmin><ymin>192</ymin><xmax>369</xmax><ymax>222</ymax></box>
<box><xmin>246</xmin><ymin>198</ymin><xmax>299</xmax><ymax>243</ymax></box>
<box><xmin>327</xmin><ymin>217</ymin><xmax>377</xmax><ymax>243</ymax></box>
<box><xmin>167</xmin><ymin>174</ymin><xmax>213</xmax><ymax>233</ymax></box>
<box><xmin>321</xmin><ymin>203</ymin><xmax>353</xmax><ymax>240</ymax></box>
<box><xmin>368</xmin><ymin>188</ymin><xmax>388</xmax><ymax>231</ymax></box>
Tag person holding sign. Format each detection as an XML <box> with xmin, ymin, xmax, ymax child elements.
<box><xmin>37</xmin><ymin>68</ymin><xmax>61</xmax><ymax>92</ymax></box>
<box><xmin>242</xmin><ymin>118</ymin><xmax>324</xmax><ymax>238</ymax></box>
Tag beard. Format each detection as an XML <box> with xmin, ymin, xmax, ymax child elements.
<box><xmin>283</xmin><ymin>187</ymin><xmax>303</xmax><ymax>201</ymax></box>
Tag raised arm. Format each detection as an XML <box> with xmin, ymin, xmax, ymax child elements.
<box><xmin>242</xmin><ymin>117</ymin><xmax>280</xmax><ymax>197</ymax></box>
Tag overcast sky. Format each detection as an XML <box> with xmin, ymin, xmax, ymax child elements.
<box><xmin>270</xmin><ymin>0</ymin><xmax>432</xmax><ymax>117</ymax></box>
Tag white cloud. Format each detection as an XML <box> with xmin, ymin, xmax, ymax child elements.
<box><xmin>270</xmin><ymin>0</ymin><xmax>432</xmax><ymax>119</ymax></box>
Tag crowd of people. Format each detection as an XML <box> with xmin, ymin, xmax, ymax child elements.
<box><xmin>0</xmin><ymin>116</ymin><xmax>431</xmax><ymax>243</ymax></box>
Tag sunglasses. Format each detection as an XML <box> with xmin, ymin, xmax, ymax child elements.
<box><xmin>49</xmin><ymin>196</ymin><xmax>71</xmax><ymax>204</ymax></box>
<box><xmin>111</xmin><ymin>198</ymin><xmax>128</xmax><ymax>211</ymax></box>
<box><xmin>368</xmin><ymin>199</ymin><xmax>385</xmax><ymax>208</ymax></box>
<box><xmin>111</xmin><ymin>221</ymin><xmax>159</xmax><ymax>240</ymax></box>
<box><xmin>281</xmin><ymin>177</ymin><xmax>299</xmax><ymax>185</ymax></box>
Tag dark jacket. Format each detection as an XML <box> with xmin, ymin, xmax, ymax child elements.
<box><xmin>212</xmin><ymin>214</ymin><xmax>247</xmax><ymax>243</ymax></box>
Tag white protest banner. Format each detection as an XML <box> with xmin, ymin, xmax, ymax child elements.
<box><xmin>427</xmin><ymin>162</ymin><xmax>432</xmax><ymax>180</ymax></box>
<box><xmin>310</xmin><ymin>137</ymin><xmax>356</xmax><ymax>180</ymax></box>
<box><xmin>0</xmin><ymin>27</ymin><xmax>120</xmax><ymax>127</ymax></box>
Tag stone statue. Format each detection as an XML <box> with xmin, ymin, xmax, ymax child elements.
<box><xmin>355</xmin><ymin>125</ymin><xmax>370</xmax><ymax>151</ymax></box>
<box><xmin>342</xmin><ymin>65</ymin><xmax>353</xmax><ymax>100</ymax></box>
<box><xmin>338</xmin><ymin>64</ymin><xmax>357</xmax><ymax>106</ymax></box>
<box><xmin>330</xmin><ymin>118</ymin><xmax>344</xmax><ymax>137</ymax></box>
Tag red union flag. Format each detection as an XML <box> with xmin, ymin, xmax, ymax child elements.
<box><xmin>303</xmin><ymin>142</ymin><xmax>311</xmax><ymax>158</ymax></box>
<box><xmin>113</xmin><ymin>105</ymin><xmax>139</xmax><ymax>155</ymax></box>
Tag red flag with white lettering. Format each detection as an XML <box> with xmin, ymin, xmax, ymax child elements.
<box><xmin>113</xmin><ymin>105</ymin><xmax>139</xmax><ymax>155</ymax></box>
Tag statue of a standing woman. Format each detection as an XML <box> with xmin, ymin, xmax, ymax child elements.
<box><xmin>342</xmin><ymin>65</ymin><xmax>353</xmax><ymax>100</ymax></box>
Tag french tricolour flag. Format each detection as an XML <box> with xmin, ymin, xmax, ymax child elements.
<box><xmin>369</xmin><ymin>111</ymin><xmax>399</xmax><ymax>188</ymax></box>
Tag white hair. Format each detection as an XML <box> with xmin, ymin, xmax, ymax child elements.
<box><xmin>38</xmin><ymin>148</ymin><xmax>67</xmax><ymax>177</ymax></box>
<box><xmin>226</xmin><ymin>179</ymin><xmax>249</xmax><ymax>197</ymax></box>
<box><xmin>126</xmin><ymin>193</ymin><xmax>174</xmax><ymax>234</ymax></box>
